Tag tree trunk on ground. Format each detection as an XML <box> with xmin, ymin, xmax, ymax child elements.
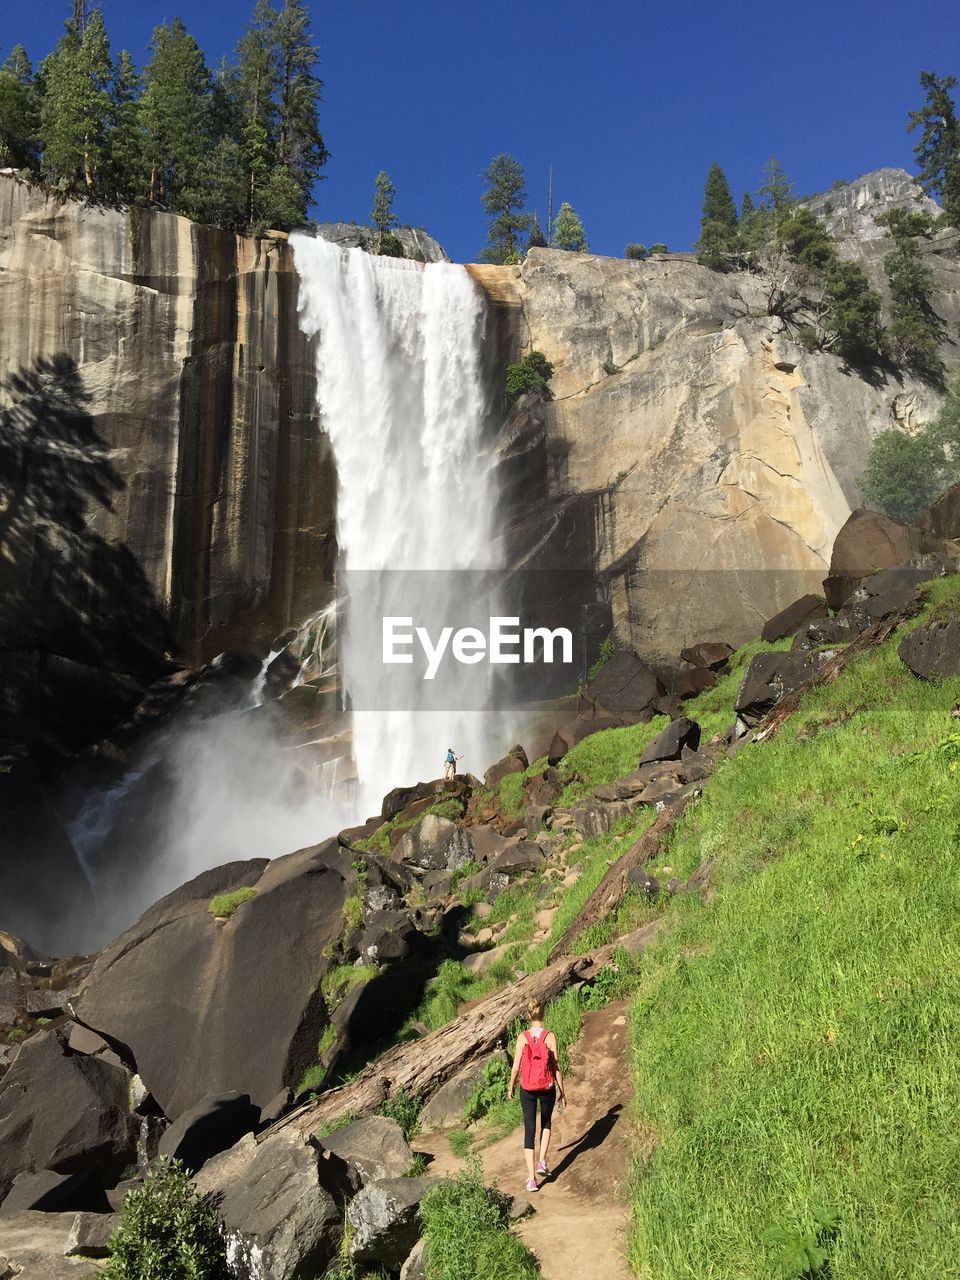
<box><xmin>270</xmin><ymin>954</ymin><xmax>591</xmax><ymax>1140</ymax></box>
<box><xmin>549</xmin><ymin>805</ymin><xmax>690</xmax><ymax>962</ymax></box>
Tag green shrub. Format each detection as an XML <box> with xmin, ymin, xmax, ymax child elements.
<box><xmin>104</xmin><ymin>1158</ymin><xmax>229</xmax><ymax>1279</ymax></box>
<box><xmin>625</xmin><ymin>243</ymin><xmax>648</xmax><ymax>260</ymax></box>
<box><xmin>464</xmin><ymin>1056</ymin><xmax>510</xmax><ymax>1122</ymax></box>
<box><xmin>505</xmin><ymin>351</ymin><xmax>554</xmax><ymax>399</ymax></box>
<box><xmin>420</xmin><ymin>1158</ymin><xmax>540</xmax><ymax>1279</ymax></box>
<box><xmin>377</xmin><ymin>231</ymin><xmax>405</xmax><ymax>258</ymax></box>
<box><xmin>207</xmin><ymin>886</ymin><xmax>256</xmax><ymax>918</ymax></box>
<box><xmin>5</xmin><ymin>1028</ymin><xmax>26</xmax><ymax>1045</ymax></box>
<box><xmin>378</xmin><ymin>1085</ymin><xmax>423</xmax><ymax>1140</ymax></box>
<box><xmin>587</xmin><ymin>635</ymin><xmax>614</xmax><ymax>682</ymax></box>
<box><xmin>448</xmin><ymin>1128</ymin><xmax>473</xmax><ymax>1156</ymax></box>
<box><xmin>648</xmin><ymin>242</ymin><xmax>669</xmax><ymax>254</ymax></box>
<box><xmin>343</xmin><ymin>894</ymin><xmax>363</xmax><ymax>931</ymax></box>
<box><xmin>862</xmin><ymin>427</ymin><xmax>945</xmax><ymax>524</ymax></box>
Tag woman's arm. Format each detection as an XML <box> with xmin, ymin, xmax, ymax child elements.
<box><xmin>547</xmin><ymin>1032</ymin><xmax>565</xmax><ymax>1100</ymax></box>
<box><xmin>507</xmin><ymin>1034</ymin><xmax>525</xmax><ymax>1099</ymax></box>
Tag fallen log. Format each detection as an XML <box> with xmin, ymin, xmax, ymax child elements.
<box><xmin>269</xmin><ymin>952</ymin><xmax>591</xmax><ymax>1141</ymax></box>
<box><xmin>753</xmin><ymin>615</ymin><xmax>902</xmax><ymax>741</ymax></box>
<box><xmin>549</xmin><ymin>801</ymin><xmax>691</xmax><ymax>962</ymax></box>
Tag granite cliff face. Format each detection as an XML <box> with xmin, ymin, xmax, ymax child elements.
<box><xmin>0</xmin><ymin>175</ymin><xmax>336</xmax><ymax>764</ymax></box>
<box><xmin>472</xmin><ymin>169</ymin><xmax>960</xmax><ymax>666</ymax></box>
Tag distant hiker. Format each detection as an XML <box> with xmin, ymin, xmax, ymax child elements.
<box><xmin>508</xmin><ymin>998</ymin><xmax>565</xmax><ymax>1192</ymax></box>
<box><xmin>443</xmin><ymin>747</ymin><xmax>461</xmax><ymax>781</ymax></box>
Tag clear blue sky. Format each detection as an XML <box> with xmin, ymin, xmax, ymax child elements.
<box><xmin>8</xmin><ymin>0</ymin><xmax>960</xmax><ymax>261</ymax></box>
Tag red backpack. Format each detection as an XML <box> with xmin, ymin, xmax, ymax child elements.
<box><xmin>520</xmin><ymin>1029</ymin><xmax>554</xmax><ymax>1091</ymax></box>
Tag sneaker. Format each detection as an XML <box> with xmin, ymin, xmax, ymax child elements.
<box><xmin>536</xmin><ymin>1161</ymin><xmax>549</xmax><ymax>1176</ymax></box>
<box><xmin>526</xmin><ymin>1178</ymin><xmax>539</xmax><ymax>1193</ymax></box>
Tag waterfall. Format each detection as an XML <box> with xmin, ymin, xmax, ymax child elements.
<box><xmin>291</xmin><ymin>237</ymin><xmax>505</xmax><ymax>816</ymax></box>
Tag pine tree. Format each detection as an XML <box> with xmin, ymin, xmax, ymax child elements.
<box><xmin>140</xmin><ymin>20</ymin><xmax>213</xmax><ymax>216</ymax></box>
<box><xmin>741</xmin><ymin>191</ymin><xmax>755</xmax><ymax>220</ymax></box>
<box><xmin>528</xmin><ymin>211</ymin><xmax>547</xmax><ymax>250</ymax></box>
<box><xmin>553</xmin><ymin>201</ymin><xmax>588</xmax><ymax>252</ymax></box>
<box><xmin>480</xmin><ymin>154</ymin><xmax>531</xmax><ymax>264</ymax></box>
<box><xmin>696</xmin><ymin>162</ymin><xmax>738</xmax><ymax>270</ymax></box>
<box><xmin>0</xmin><ymin>46</ymin><xmax>39</xmax><ymax>170</ymax></box>
<box><xmin>371</xmin><ymin>170</ymin><xmax>398</xmax><ymax>250</ymax></box>
<box><xmin>271</xmin><ymin>0</ymin><xmax>328</xmax><ymax>225</ymax></box>
<box><xmin>876</xmin><ymin>208</ymin><xmax>945</xmax><ymax>382</ymax></box>
<box><xmin>758</xmin><ymin>156</ymin><xmax>795</xmax><ymax>230</ymax></box>
<box><xmin>39</xmin><ymin>11</ymin><xmax>114</xmax><ymax>193</ymax></box>
<box><xmin>103</xmin><ymin>50</ymin><xmax>143</xmax><ymax>202</ymax></box>
<box><xmin>236</xmin><ymin>0</ymin><xmax>280</xmax><ymax>229</ymax></box>
<box><xmin>908</xmin><ymin>71</ymin><xmax>960</xmax><ymax>229</ymax></box>
<box><xmin>821</xmin><ymin>258</ymin><xmax>885</xmax><ymax>367</ymax></box>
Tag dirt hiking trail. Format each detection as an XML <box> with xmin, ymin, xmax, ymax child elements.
<box><xmin>416</xmin><ymin>1000</ymin><xmax>635</xmax><ymax>1280</ymax></box>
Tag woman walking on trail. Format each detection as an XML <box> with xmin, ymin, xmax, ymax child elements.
<box><xmin>508</xmin><ymin>998</ymin><xmax>566</xmax><ymax>1193</ymax></box>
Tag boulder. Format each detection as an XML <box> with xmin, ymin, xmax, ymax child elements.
<box><xmin>358</xmin><ymin>910</ymin><xmax>426</xmax><ymax>965</ymax></box>
<box><xmin>0</xmin><ymin>1212</ymin><xmax>87</xmax><ymax>1280</ymax></box>
<box><xmin>483</xmin><ymin>745</ymin><xmax>529</xmax><ymax>791</ymax></box>
<box><xmin>317</xmin><ymin>1116</ymin><xmax>414</xmax><ymax>1185</ymax></box>
<box><xmin>899</xmin><ymin>616</ymin><xmax>960</xmax><ymax>679</ymax></box>
<box><xmin>462</xmin><ymin>944</ymin><xmax>516</xmax><ymax>979</ymax></box>
<box><xmin>194</xmin><ymin>1131</ymin><xmax>345</xmax><ymax>1280</ymax></box>
<box><xmin>381</xmin><ymin>782</ymin><xmax>442</xmax><ymax>823</ymax></box>
<box><xmin>331</xmin><ymin>960</ymin><xmax>436</xmax><ymax>1052</ymax></box>
<box><xmin>65</xmin><ymin>1211</ymin><xmax>120</xmax><ymax>1259</ymax></box>
<box><xmin>418</xmin><ymin>1052</ymin><xmax>507</xmax><ymax>1133</ymax></box>
<box><xmin>639</xmin><ymin>717</ymin><xmax>701</xmax><ymax>764</ymax></box>
<box><xmin>395</xmin><ymin>816</ymin><xmax>474</xmax><ymax>873</ymax></box>
<box><xmin>672</xmin><ymin>664</ymin><xmax>718</xmax><ymax>698</ymax></box>
<box><xmin>157</xmin><ymin>1091</ymin><xmax>260</xmax><ymax>1175</ymax></box>
<box><xmin>570</xmin><ymin>800</ymin><xmax>636</xmax><ymax>839</ymax></box>
<box><xmin>0</xmin><ymin>1169</ymin><xmax>109</xmax><ymax>1216</ymax></box>
<box><xmin>824</xmin><ymin>508</ymin><xmax>942</xmax><ymax>609</ymax></box>
<box><xmin>488</xmin><ymin>842</ymin><xmax>544</xmax><ymax>878</ymax></box>
<box><xmin>525</xmin><ymin>776</ymin><xmax>562</xmax><ymax>808</ymax></box>
<box><xmin>735</xmin><ymin>650</ymin><xmax>834</xmax><ymax>726</ymax></box>
<box><xmin>467</xmin><ymin>825</ymin><xmax>509</xmax><ymax>864</ymax></box>
<box><xmin>547</xmin><ymin>715</ymin><xmax>623</xmax><ymax>764</ymax></box>
<box><xmin>583</xmin><ymin>652</ymin><xmax>663</xmax><ymax>717</ymax></box>
<box><xmin>400</xmin><ymin>1238</ymin><xmax>428</xmax><ymax>1280</ymax></box>
<box><xmin>76</xmin><ymin>842</ymin><xmax>354</xmax><ymax>1120</ymax></box>
<box><xmin>0</xmin><ymin>1026</ymin><xmax>137</xmax><ymax>1203</ymax></box>
<box><xmin>347</xmin><ymin>1176</ymin><xmax>439</xmax><ymax>1270</ymax></box>
<box><xmin>859</xmin><ymin>566</ymin><xmax>930</xmax><ymax>619</ymax></box>
<box><xmin>760</xmin><ymin>594</ymin><xmax>829</xmax><ymax>642</ymax></box>
<box><xmin>917</xmin><ymin>483</ymin><xmax>960</xmax><ymax>540</ymax></box>
<box><xmin>679</xmin><ymin>642</ymin><xmax>733</xmax><ymax>671</ymax></box>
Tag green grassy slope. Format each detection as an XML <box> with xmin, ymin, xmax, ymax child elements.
<box><xmin>625</xmin><ymin>580</ymin><xmax>960</xmax><ymax>1279</ymax></box>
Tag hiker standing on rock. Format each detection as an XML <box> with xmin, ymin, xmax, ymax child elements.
<box><xmin>443</xmin><ymin>747</ymin><xmax>461</xmax><ymax>781</ymax></box>
<box><xmin>508</xmin><ymin>998</ymin><xmax>565</xmax><ymax>1192</ymax></box>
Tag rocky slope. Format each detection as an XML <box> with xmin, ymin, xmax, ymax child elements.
<box><xmin>473</xmin><ymin>169</ymin><xmax>960</xmax><ymax>667</ymax></box>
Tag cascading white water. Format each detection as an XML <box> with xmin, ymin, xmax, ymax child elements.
<box><xmin>292</xmin><ymin>237</ymin><xmax>505</xmax><ymax>816</ymax></box>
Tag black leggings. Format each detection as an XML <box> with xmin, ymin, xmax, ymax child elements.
<box><xmin>519</xmin><ymin>1085</ymin><xmax>556</xmax><ymax>1149</ymax></box>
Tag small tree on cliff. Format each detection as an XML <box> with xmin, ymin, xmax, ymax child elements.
<box><xmin>553</xmin><ymin>201</ymin><xmax>589</xmax><ymax>252</ymax></box>
<box><xmin>371</xmin><ymin>170</ymin><xmax>398</xmax><ymax>251</ymax></box>
<box><xmin>696</xmin><ymin>161</ymin><xmax>739</xmax><ymax>270</ymax></box>
<box><xmin>908</xmin><ymin>70</ymin><xmax>960</xmax><ymax>229</ymax></box>
<box><xmin>527</xmin><ymin>211</ymin><xmax>548</xmax><ymax>250</ymax></box>
<box><xmin>480</xmin><ymin>154</ymin><xmax>531</xmax><ymax>264</ymax></box>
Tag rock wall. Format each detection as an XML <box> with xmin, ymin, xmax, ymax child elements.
<box><xmin>473</xmin><ymin>169</ymin><xmax>960</xmax><ymax>667</ymax></box>
<box><xmin>0</xmin><ymin>175</ymin><xmax>336</xmax><ymax>762</ymax></box>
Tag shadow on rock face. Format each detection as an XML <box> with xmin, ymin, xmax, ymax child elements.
<box><xmin>0</xmin><ymin>353</ymin><xmax>176</xmax><ymax>776</ymax></box>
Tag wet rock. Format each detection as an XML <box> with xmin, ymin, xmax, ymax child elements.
<box><xmin>157</xmin><ymin>1091</ymin><xmax>260</xmax><ymax>1175</ymax></box>
<box><xmin>347</xmin><ymin>1175</ymin><xmax>440</xmax><ymax>1270</ymax></box>
<box><xmin>194</xmin><ymin>1131</ymin><xmax>343</xmax><ymax>1280</ymax></box>
<box><xmin>639</xmin><ymin>717</ymin><xmax>700</xmax><ymax>764</ymax></box>
<box><xmin>317</xmin><ymin>1117</ymin><xmax>414</xmax><ymax>1186</ymax></box>
<box><xmin>760</xmin><ymin>594</ymin><xmax>829</xmax><ymax>642</ymax></box>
